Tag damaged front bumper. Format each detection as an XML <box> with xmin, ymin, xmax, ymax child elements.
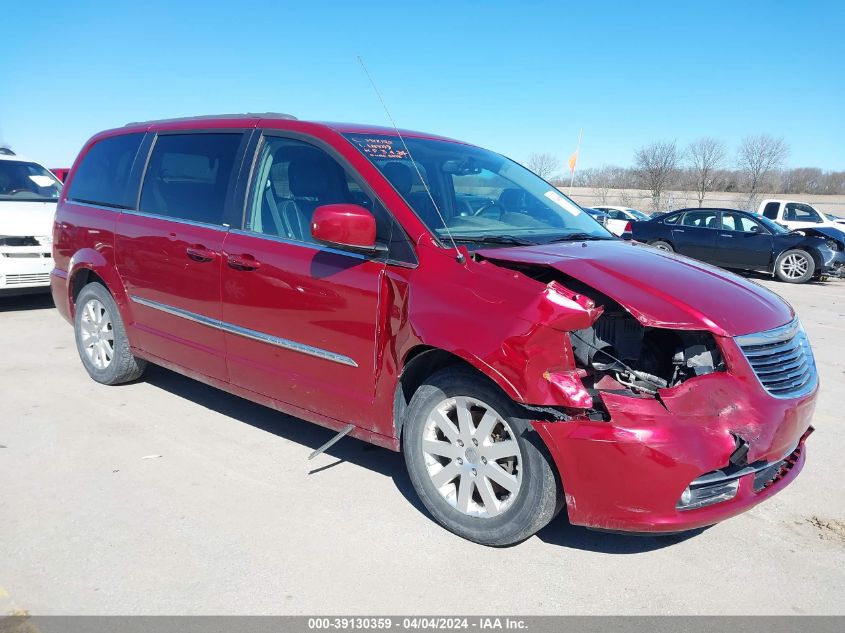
<box><xmin>676</xmin><ymin>429</ymin><xmax>811</xmax><ymax>511</ymax></box>
<box><xmin>821</xmin><ymin>248</ymin><xmax>845</xmax><ymax>278</ymax></box>
<box><xmin>533</xmin><ymin>365</ymin><xmax>817</xmax><ymax>533</ymax></box>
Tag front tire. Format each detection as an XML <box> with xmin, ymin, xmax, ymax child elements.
<box><xmin>74</xmin><ymin>283</ymin><xmax>146</xmax><ymax>385</ymax></box>
<box><xmin>402</xmin><ymin>367</ymin><xmax>563</xmax><ymax>546</ymax></box>
<box><xmin>775</xmin><ymin>249</ymin><xmax>815</xmax><ymax>283</ymax></box>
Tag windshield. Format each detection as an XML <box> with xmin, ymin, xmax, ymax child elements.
<box><xmin>757</xmin><ymin>214</ymin><xmax>789</xmax><ymax>235</ymax></box>
<box><xmin>627</xmin><ymin>209</ymin><xmax>649</xmax><ymax>221</ymax></box>
<box><xmin>0</xmin><ymin>160</ymin><xmax>62</xmax><ymax>202</ymax></box>
<box><xmin>344</xmin><ymin>134</ymin><xmax>613</xmax><ymax>246</ymax></box>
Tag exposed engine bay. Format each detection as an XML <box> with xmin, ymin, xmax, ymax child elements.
<box><xmin>569</xmin><ymin>307</ymin><xmax>724</xmax><ymax>394</ymax></box>
<box><xmin>481</xmin><ymin>258</ymin><xmax>726</xmax><ymax>396</ymax></box>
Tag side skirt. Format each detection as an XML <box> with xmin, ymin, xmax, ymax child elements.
<box><xmin>130</xmin><ymin>347</ymin><xmax>401</xmax><ymax>452</ymax></box>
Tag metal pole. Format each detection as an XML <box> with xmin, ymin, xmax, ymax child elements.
<box><xmin>569</xmin><ymin>128</ymin><xmax>582</xmax><ymax>196</ymax></box>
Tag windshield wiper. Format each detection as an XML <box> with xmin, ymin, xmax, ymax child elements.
<box><xmin>545</xmin><ymin>233</ymin><xmax>615</xmax><ymax>243</ymax></box>
<box><xmin>449</xmin><ymin>235</ymin><xmax>536</xmax><ymax>246</ymax></box>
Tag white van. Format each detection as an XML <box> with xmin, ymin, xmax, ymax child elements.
<box><xmin>0</xmin><ymin>149</ymin><xmax>61</xmax><ymax>295</ymax></box>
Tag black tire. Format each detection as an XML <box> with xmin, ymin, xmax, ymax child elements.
<box><xmin>402</xmin><ymin>367</ymin><xmax>563</xmax><ymax>546</ymax></box>
<box><xmin>650</xmin><ymin>240</ymin><xmax>674</xmax><ymax>252</ymax></box>
<box><xmin>74</xmin><ymin>282</ymin><xmax>146</xmax><ymax>385</ymax></box>
<box><xmin>774</xmin><ymin>249</ymin><xmax>815</xmax><ymax>284</ymax></box>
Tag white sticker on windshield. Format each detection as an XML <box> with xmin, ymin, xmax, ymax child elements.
<box><xmin>28</xmin><ymin>175</ymin><xmax>54</xmax><ymax>187</ymax></box>
<box><xmin>544</xmin><ymin>190</ymin><xmax>581</xmax><ymax>216</ymax></box>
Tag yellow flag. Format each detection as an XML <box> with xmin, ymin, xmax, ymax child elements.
<box><xmin>568</xmin><ymin>151</ymin><xmax>578</xmax><ymax>174</ymax></box>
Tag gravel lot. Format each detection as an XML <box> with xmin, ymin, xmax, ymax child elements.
<box><xmin>2</xmin><ymin>277</ymin><xmax>844</xmax><ymax>615</ymax></box>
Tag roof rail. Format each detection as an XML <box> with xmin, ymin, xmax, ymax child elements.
<box><xmin>124</xmin><ymin>112</ymin><xmax>297</xmax><ymax>127</ymax></box>
<box><xmin>0</xmin><ymin>147</ymin><xmax>16</xmax><ymax>156</ymax></box>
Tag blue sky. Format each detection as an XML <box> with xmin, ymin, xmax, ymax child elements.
<box><xmin>1</xmin><ymin>0</ymin><xmax>843</xmax><ymax>173</ymax></box>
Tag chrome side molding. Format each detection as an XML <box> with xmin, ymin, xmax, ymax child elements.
<box><xmin>129</xmin><ymin>295</ymin><xmax>358</xmax><ymax>368</ymax></box>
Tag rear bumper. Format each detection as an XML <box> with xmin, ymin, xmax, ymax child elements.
<box><xmin>533</xmin><ymin>370</ymin><xmax>817</xmax><ymax>533</ymax></box>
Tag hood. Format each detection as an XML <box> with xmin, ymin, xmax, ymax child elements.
<box><xmin>797</xmin><ymin>225</ymin><xmax>845</xmax><ymax>243</ymax></box>
<box><xmin>0</xmin><ymin>200</ymin><xmax>57</xmax><ymax>237</ymax></box>
<box><xmin>476</xmin><ymin>240</ymin><xmax>793</xmax><ymax>337</ymax></box>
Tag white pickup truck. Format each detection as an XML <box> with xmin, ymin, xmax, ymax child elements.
<box><xmin>757</xmin><ymin>199</ymin><xmax>845</xmax><ymax>234</ymax></box>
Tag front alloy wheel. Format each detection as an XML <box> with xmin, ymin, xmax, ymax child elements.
<box><xmin>775</xmin><ymin>249</ymin><xmax>815</xmax><ymax>283</ymax></box>
<box><xmin>403</xmin><ymin>367</ymin><xmax>563</xmax><ymax>546</ymax></box>
<box><xmin>423</xmin><ymin>396</ymin><xmax>523</xmax><ymax>518</ymax></box>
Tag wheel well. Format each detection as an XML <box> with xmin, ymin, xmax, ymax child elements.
<box><xmin>804</xmin><ymin>248</ymin><xmax>823</xmax><ymax>271</ymax></box>
<box><xmin>70</xmin><ymin>269</ymin><xmax>108</xmax><ymax>305</ymax></box>
<box><xmin>393</xmin><ymin>347</ymin><xmax>488</xmax><ymax>441</ymax></box>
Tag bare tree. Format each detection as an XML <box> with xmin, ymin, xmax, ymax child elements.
<box><xmin>526</xmin><ymin>153</ymin><xmax>561</xmax><ymax>180</ymax></box>
<box><xmin>781</xmin><ymin>167</ymin><xmax>824</xmax><ymax>194</ymax></box>
<box><xmin>584</xmin><ymin>165</ymin><xmax>632</xmax><ymax>204</ymax></box>
<box><xmin>819</xmin><ymin>171</ymin><xmax>845</xmax><ymax>195</ymax></box>
<box><xmin>617</xmin><ymin>189</ymin><xmax>635</xmax><ymax>208</ymax></box>
<box><xmin>736</xmin><ymin>134</ymin><xmax>789</xmax><ymax>209</ymax></box>
<box><xmin>687</xmin><ymin>138</ymin><xmax>726</xmax><ymax>207</ymax></box>
<box><xmin>634</xmin><ymin>140</ymin><xmax>680</xmax><ymax>211</ymax></box>
<box><xmin>584</xmin><ymin>166</ymin><xmax>610</xmax><ymax>203</ymax></box>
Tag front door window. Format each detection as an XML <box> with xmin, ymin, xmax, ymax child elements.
<box><xmin>245</xmin><ymin>137</ymin><xmax>414</xmax><ymax>262</ymax></box>
<box><xmin>784</xmin><ymin>202</ymin><xmax>822</xmax><ymax>224</ymax></box>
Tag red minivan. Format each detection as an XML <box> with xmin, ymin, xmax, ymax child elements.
<box><xmin>52</xmin><ymin>114</ymin><xmax>816</xmax><ymax>545</ymax></box>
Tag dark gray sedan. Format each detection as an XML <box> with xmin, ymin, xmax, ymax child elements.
<box><xmin>632</xmin><ymin>208</ymin><xmax>845</xmax><ymax>283</ymax></box>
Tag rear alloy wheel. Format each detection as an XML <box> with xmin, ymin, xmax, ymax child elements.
<box><xmin>403</xmin><ymin>367</ymin><xmax>563</xmax><ymax>546</ymax></box>
<box><xmin>775</xmin><ymin>249</ymin><xmax>815</xmax><ymax>284</ymax></box>
<box><xmin>74</xmin><ymin>283</ymin><xmax>147</xmax><ymax>385</ymax></box>
<box><xmin>79</xmin><ymin>298</ymin><xmax>115</xmax><ymax>369</ymax></box>
<box><xmin>651</xmin><ymin>240</ymin><xmax>674</xmax><ymax>252</ymax></box>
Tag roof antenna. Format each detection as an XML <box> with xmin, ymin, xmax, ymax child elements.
<box><xmin>357</xmin><ymin>56</ymin><xmax>465</xmax><ymax>264</ymax></box>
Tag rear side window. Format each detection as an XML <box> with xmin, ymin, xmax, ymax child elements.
<box><xmin>66</xmin><ymin>133</ymin><xmax>144</xmax><ymax>208</ymax></box>
<box><xmin>681</xmin><ymin>210</ymin><xmax>719</xmax><ymax>228</ymax></box>
<box><xmin>139</xmin><ymin>133</ymin><xmax>242</xmax><ymax>225</ymax></box>
<box><xmin>762</xmin><ymin>202</ymin><xmax>780</xmax><ymax>219</ymax></box>
<box><xmin>721</xmin><ymin>212</ymin><xmax>761</xmax><ymax>233</ymax></box>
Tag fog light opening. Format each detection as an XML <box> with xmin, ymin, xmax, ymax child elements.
<box><xmin>676</xmin><ymin>479</ymin><xmax>739</xmax><ymax>511</ymax></box>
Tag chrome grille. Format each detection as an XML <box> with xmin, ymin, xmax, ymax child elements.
<box><xmin>735</xmin><ymin>319</ymin><xmax>817</xmax><ymax>398</ymax></box>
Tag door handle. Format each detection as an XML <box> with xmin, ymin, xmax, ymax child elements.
<box><xmin>186</xmin><ymin>244</ymin><xmax>217</xmax><ymax>262</ymax></box>
<box><xmin>719</xmin><ymin>234</ymin><xmax>734</xmax><ymax>238</ymax></box>
<box><xmin>227</xmin><ymin>253</ymin><xmax>261</xmax><ymax>271</ymax></box>
<box><xmin>674</xmin><ymin>228</ymin><xmax>685</xmax><ymax>233</ymax></box>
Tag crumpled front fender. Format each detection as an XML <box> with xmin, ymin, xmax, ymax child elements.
<box><xmin>410</xmin><ymin>254</ymin><xmax>601</xmax><ymax>408</ymax></box>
